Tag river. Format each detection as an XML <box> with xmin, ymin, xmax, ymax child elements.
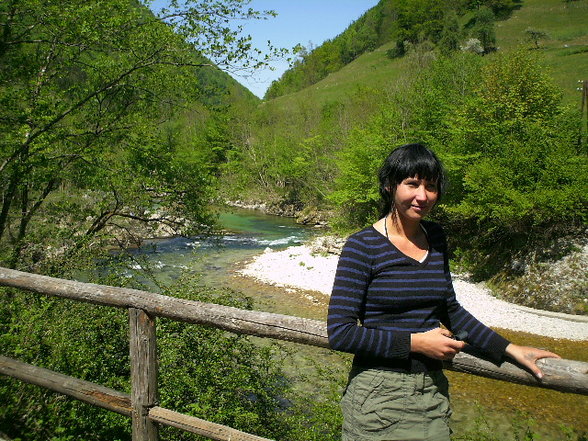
<box><xmin>123</xmin><ymin>207</ymin><xmax>315</xmax><ymax>290</ymax></box>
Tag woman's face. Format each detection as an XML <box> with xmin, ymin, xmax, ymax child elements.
<box><xmin>393</xmin><ymin>175</ymin><xmax>439</xmax><ymax>222</ymax></box>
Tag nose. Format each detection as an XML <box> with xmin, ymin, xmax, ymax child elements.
<box><xmin>415</xmin><ymin>184</ymin><xmax>428</xmax><ymax>201</ymax></box>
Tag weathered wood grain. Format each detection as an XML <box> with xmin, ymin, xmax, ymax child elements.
<box><xmin>446</xmin><ymin>348</ymin><xmax>588</xmax><ymax>395</ymax></box>
<box><xmin>130</xmin><ymin>308</ymin><xmax>159</xmax><ymax>441</ymax></box>
<box><xmin>149</xmin><ymin>407</ymin><xmax>273</xmax><ymax>441</ymax></box>
<box><xmin>0</xmin><ymin>355</ymin><xmax>131</xmax><ymax>416</ymax></box>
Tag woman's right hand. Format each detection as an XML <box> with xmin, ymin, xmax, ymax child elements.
<box><xmin>410</xmin><ymin>328</ymin><xmax>466</xmax><ymax>360</ymax></box>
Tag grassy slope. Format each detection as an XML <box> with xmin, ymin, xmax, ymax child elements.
<box><xmin>495</xmin><ymin>0</ymin><xmax>588</xmax><ymax>105</ymax></box>
<box><xmin>266</xmin><ymin>40</ymin><xmax>406</xmax><ymax>111</ymax></box>
<box><xmin>264</xmin><ymin>0</ymin><xmax>588</xmax><ymax>109</ymax></box>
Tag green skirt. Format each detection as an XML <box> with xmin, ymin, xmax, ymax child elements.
<box><xmin>341</xmin><ymin>367</ymin><xmax>452</xmax><ymax>441</ymax></box>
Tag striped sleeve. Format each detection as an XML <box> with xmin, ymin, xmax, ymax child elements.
<box><xmin>430</xmin><ymin>225</ymin><xmax>510</xmax><ymax>363</ymax></box>
<box><xmin>327</xmin><ymin>232</ymin><xmax>411</xmax><ymax>360</ymax></box>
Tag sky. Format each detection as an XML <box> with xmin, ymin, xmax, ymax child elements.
<box><xmin>150</xmin><ymin>1</ymin><xmax>380</xmax><ymax>98</ymax></box>
<box><xmin>229</xmin><ymin>1</ymin><xmax>380</xmax><ymax>98</ymax></box>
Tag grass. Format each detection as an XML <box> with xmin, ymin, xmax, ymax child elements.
<box><xmin>264</xmin><ymin>40</ymin><xmax>412</xmax><ymax>112</ymax></box>
<box><xmin>265</xmin><ymin>0</ymin><xmax>588</xmax><ymax>109</ymax></box>
<box><xmin>494</xmin><ymin>0</ymin><xmax>588</xmax><ymax>105</ymax></box>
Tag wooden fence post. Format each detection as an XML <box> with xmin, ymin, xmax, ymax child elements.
<box><xmin>129</xmin><ymin>308</ymin><xmax>159</xmax><ymax>441</ymax></box>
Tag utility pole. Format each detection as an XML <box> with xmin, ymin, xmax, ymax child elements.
<box><xmin>579</xmin><ymin>80</ymin><xmax>588</xmax><ymax>145</ymax></box>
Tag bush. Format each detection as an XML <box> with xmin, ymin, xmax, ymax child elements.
<box><xmin>444</xmin><ymin>50</ymin><xmax>587</xmax><ymax>276</ymax></box>
<box><xmin>0</xmin><ymin>273</ymin><xmax>293</xmax><ymax>440</ymax></box>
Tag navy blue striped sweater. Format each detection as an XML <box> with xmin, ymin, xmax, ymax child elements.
<box><xmin>327</xmin><ymin>221</ymin><xmax>510</xmax><ymax>372</ymax></box>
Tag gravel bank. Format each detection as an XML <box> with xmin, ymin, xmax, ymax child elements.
<box><xmin>238</xmin><ymin>244</ymin><xmax>588</xmax><ymax>341</ymax></box>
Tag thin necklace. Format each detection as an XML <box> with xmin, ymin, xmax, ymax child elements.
<box><xmin>384</xmin><ymin>213</ymin><xmax>429</xmax><ymax>260</ymax></box>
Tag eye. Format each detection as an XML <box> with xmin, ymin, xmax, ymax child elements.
<box><xmin>426</xmin><ymin>183</ymin><xmax>438</xmax><ymax>192</ymax></box>
<box><xmin>403</xmin><ymin>179</ymin><xmax>419</xmax><ymax>187</ymax></box>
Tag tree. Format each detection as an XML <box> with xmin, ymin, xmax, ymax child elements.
<box><xmin>469</xmin><ymin>7</ymin><xmax>497</xmax><ymax>54</ymax></box>
<box><xmin>394</xmin><ymin>0</ymin><xmax>449</xmax><ymax>45</ymax></box>
<box><xmin>445</xmin><ymin>50</ymin><xmax>587</xmax><ymax>276</ymax></box>
<box><xmin>0</xmin><ymin>0</ymin><xmax>277</xmax><ymax>269</ymax></box>
<box><xmin>438</xmin><ymin>10</ymin><xmax>462</xmax><ymax>55</ymax></box>
<box><xmin>525</xmin><ymin>27</ymin><xmax>549</xmax><ymax>49</ymax></box>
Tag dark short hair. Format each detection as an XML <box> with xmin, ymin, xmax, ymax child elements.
<box><xmin>378</xmin><ymin>143</ymin><xmax>446</xmax><ymax>217</ymax></box>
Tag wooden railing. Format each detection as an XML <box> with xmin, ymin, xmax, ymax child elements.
<box><xmin>0</xmin><ymin>267</ymin><xmax>587</xmax><ymax>441</ymax></box>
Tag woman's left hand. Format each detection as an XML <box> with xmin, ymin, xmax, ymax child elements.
<box><xmin>505</xmin><ymin>344</ymin><xmax>561</xmax><ymax>380</ymax></box>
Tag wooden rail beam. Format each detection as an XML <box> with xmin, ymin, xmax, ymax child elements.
<box><xmin>0</xmin><ymin>355</ymin><xmax>132</xmax><ymax>416</ymax></box>
<box><xmin>445</xmin><ymin>348</ymin><xmax>588</xmax><ymax>395</ymax></box>
<box><xmin>149</xmin><ymin>407</ymin><xmax>273</xmax><ymax>441</ymax></box>
<box><xmin>0</xmin><ymin>267</ymin><xmax>326</xmax><ymax>348</ymax></box>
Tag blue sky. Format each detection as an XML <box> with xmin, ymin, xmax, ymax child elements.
<box><xmin>150</xmin><ymin>1</ymin><xmax>379</xmax><ymax>98</ymax></box>
<box><xmin>230</xmin><ymin>1</ymin><xmax>380</xmax><ymax>98</ymax></box>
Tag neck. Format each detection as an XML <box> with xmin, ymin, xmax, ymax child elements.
<box><xmin>387</xmin><ymin>211</ymin><xmax>421</xmax><ymax>239</ymax></box>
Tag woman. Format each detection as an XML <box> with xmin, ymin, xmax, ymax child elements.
<box><xmin>327</xmin><ymin>143</ymin><xmax>559</xmax><ymax>441</ymax></box>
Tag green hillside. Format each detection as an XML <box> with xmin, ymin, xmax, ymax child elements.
<box><xmin>495</xmin><ymin>0</ymin><xmax>588</xmax><ymax>102</ymax></box>
<box><xmin>267</xmin><ymin>0</ymin><xmax>587</xmax><ymax>107</ymax></box>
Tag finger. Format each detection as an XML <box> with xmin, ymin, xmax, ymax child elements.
<box><xmin>530</xmin><ymin>364</ymin><xmax>544</xmax><ymax>380</ymax></box>
<box><xmin>521</xmin><ymin>357</ymin><xmax>544</xmax><ymax>380</ymax></box>
<box><xmin>447</xmin><ymin>340</ymin><xmax>466</xmax><ymax>351</ymax></box>
<box><xmin>538</xmin><ymin>350</ymin><xmax>561</xmax><ymax>360</ymax></box>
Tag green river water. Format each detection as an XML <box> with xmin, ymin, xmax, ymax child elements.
<box><xmin>124</xmin><ymin>207</ymin><xmax>315</xmax><ymax>289</ymax></box>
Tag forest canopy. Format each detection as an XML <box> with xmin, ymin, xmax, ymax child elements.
<box><xmin>0</xmin><ymin>0</ymin><xmax>273</xmax><ymax>271</ymax></box>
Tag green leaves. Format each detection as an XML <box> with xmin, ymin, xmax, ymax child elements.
<box><xmin>0</xmin><ymin>0</ymin><xmax>273</xmax><ymax>268</ymax></box>
<box><xmin>327</xmin><ymin>49</ymin><xmax>586</xmax><ymax>275</ymax></box>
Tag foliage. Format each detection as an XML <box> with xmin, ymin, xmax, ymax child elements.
<box><xmin>221</xmin><ymin>87</ymin><xmax>382</xmax><ymax>210</ymax></box>
<box><xmin>0</xmin><ymin>289</ymin><xmax>132</xmax><ymax>440</ymax></box>
<box><xmin>525</xmin><ymin>27</ymin><xmax>550</xmax><ymax>48</ymax></box>
<box><xmin>0</xmin><ymin>0</ymin><xmax>273</xmax><ymax>270</ymax></box>
<box><xmin>328</xmin><ymin>50</ymin><xmax>587</xmax><ymax>277</ymax></box>
<box><xmin>442</xmin><ymin>51</ymin><xmax>586</xmax><ymax>275</ymax></box>
<box><xmin>266</xmin><ymin>0</ymin><xmax>526</xmax><ymax>99</ymax></box>
<box><xmin>393</xmin><ymin>0</ymin><xmax>450</xmax><ymax>46</ymax></box>
<box><xmin>328</xmin><ymin>110</ymin><xmax>407</xmax><ymax>229</ymax></box>
<box><xmin>0</xmin><ymin>270</ymin><xmax>289</xmax><ymax>440</ymax></box>
<box><xmin>461</xmin><ymin>38</ymin><xmax>485</xmax><ymax>54</ymax></box>
<box><xmin>439</xmin><ymin>10</ymin><xmax>464</xmax><ymax>55</ymax></box>
<box><xmin>466</xmin><ymin>7</ymin><xmax>497</xmax><ymax>53</ymax></box>
<box><xmin>155</xmin><ymin>278</ymin><xmax>293</xmax><ymax>440</ymax></box>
